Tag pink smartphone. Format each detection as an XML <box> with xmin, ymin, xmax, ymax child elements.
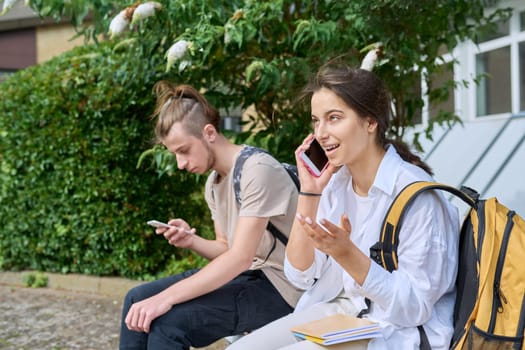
<box><xmin>300</xmin><ymin>138</ymin><xmax>329</xmax><ymax>177</ymax></box>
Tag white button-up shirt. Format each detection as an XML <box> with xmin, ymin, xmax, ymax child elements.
<box><xmin>285</xmin><ymin>145</ymin><xmax>460</xmax><ymax>349</ymax></box>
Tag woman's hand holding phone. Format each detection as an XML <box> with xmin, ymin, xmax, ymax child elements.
<box><xmin>295</xmin><ymin>134</ymin><xmax>333</xmax><ymax>195</ymax></box>
<box><xmin>299</xmin><ymin>138</ymin><xmax>329</xmax><ymax>177</ymax></box>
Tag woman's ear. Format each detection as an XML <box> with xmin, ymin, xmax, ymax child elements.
<box><xmin>366</xmin><ymin>117</ymin><xmax>378</xmax><ymax>132</ymax></box>
<box><xmin>202</xmin><ymin>124</ymin><xmax>217</xmax><ymax>142</ymax></box>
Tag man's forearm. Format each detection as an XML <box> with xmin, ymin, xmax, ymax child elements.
<box><xmin>189</xmin><ymin>234</ymin><xmax>229</xmax><ymax>260</ymax></box>
<box><xmin>161</xmin><ymin>249</ymin><xmax>250</xmax><ymax>306</ymax></box>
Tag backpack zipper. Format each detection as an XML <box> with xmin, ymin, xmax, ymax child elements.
<box><xmin>488</xmin><ymin>210</ymin><xmax>515</xmax><ymax>332</ymax></box>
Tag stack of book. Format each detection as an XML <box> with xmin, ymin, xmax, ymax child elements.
<box><xmin>291</xmin><ymin>313</ymin><xmax>381</xmax><ymax>346</ymax></box>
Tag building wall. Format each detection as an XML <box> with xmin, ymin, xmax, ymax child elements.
<box><xmin>0</xmin><ymin>1</ymin><xmax>87</xmax><ymax>74</ymax></box>
<box><xmin>0</xmin><ymin>28</ymin><xmax>36</xmax><ymax>69</ymax></box>
<box><xmin>411</xmin><ymin>0</ymin><xmax>525</xmax><ymax>217</ymax></box>
<box><xmin>36</xmin><ymin>24</ymin><xmax>85</xmax><ymax>64</ymax></box>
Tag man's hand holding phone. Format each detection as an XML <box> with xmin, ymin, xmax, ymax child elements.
<box><xmin>147</xmin><ymin>219</ymin><xmax>195</xmax><ymax>248</ymax></box>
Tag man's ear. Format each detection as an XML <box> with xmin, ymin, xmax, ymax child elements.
<box><xmin>202</xmin><ymin>124</ymin><xmax>217</xmax><ymax>142</ymax></box>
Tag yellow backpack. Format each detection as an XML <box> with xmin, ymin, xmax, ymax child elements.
<box><xmin>372</xmin><ymin>181</ymin><xmax>525</xmax><ymax>350</ymax></box>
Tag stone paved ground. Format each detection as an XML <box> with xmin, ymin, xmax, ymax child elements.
<box><xmin>0</xmin><ymin>284</ymin><xmax>227</xmax><ymax>350</ymax></box>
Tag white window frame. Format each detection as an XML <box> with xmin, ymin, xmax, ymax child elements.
<box><xmin>459</xmin><ymin>0</ymin><xmax>525</xmax><ymax>121</ymax></box>
<box><xmin>419</xmin><ymin>0</ymin><xmax>525</xmax><ymax>129</ymax></box>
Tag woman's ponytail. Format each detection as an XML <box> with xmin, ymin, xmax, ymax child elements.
<box><xmin>388</xmin><ymin>139</ymin><xmax>433</xmax><ymax>176</ymax></box>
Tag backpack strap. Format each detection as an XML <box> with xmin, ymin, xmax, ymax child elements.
<box><xmin>233</xmin><ymin>146</ymin><xmax>267</xmax><ymax>205</ymax></box>
<box><xmin>418</xmin><ymin>326</ymin><xmax>431</xmax><ymax>350</ymax></box>
<box><xmin>371</xmin><ymin>181</ymin><xmax>478</xmax><ymax>271</ymax></box>
<box><xmin>367</xmin><ymin>181</ymin><xmax>478</xmax><ymax>350</ymax></box>
<box><xmin>282</xmin><ymin>162</ymin><xmax>301</xmax><ymax>190</ymax></box>
<box><xmin>232</xmin><ymin>145</ymin><xmax>295</xmax><ymax>246</ymax></box>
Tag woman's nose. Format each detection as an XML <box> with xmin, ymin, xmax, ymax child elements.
<box><xmin>315</xmin><ymin>120</ymin><xmax>328</xmax><ymax>140</ymax></box>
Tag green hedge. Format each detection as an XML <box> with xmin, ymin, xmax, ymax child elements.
<box><xmin>0</xmin><ymin>43</ymin><xmax>212</xmax><ymax>279</ymax></box>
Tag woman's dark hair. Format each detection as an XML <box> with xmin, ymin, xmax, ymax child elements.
<box><xmin>150</xmin><ymin>81</ymin><xmax>221</xmax><ymax>143</ymax></box>
<box><xmin>302</xmin><ymin>64</ymin><xmax>433</xmax><ymax>175</ymax></box>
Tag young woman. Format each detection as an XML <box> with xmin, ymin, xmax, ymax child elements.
<box><xmin>227</xmin><ymin>65</ymin><xmax>460</xmax><ymax>349</ymax></box>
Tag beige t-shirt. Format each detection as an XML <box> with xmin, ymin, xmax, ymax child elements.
<box><xmin>204</xmin><ymin>150</ymin><xmax>302</xmax><ymax>307</ymax></box>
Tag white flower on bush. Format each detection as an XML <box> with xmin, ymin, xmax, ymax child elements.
<box><xmin>360</xmin><ymin>42</ymin><xmax>383</xmax><ymax>72</ymax></box>
<box><xmin>224</xmin><ymin>9</ymin><xmax>244</xmax><ymax>46</ymax></box>
<box><xmin>1</xmin><ymin>0</ymin><xmax>19</xmax><ymax>16</ymax></box>
<box><xmin>224</xmin><ymin>27</ymin><xmax>232</xmax><ymax>45</ymax></box>
<box><xmin>108</xmin><ymin>9</ymin><xmax>130</xmax><ymax>39</ymax></box>
<box><xmin>132</xmin><ymin>1</ymin><xmax>162</xmax><ymax>24</ymax></box>
<box><xmin>178</xmin><ymin>60</ymin><xmax>191</xmax><ymax>72</ymax></box>
<box><xmin>166</xmin><ymin>40</ymin><xmax>190</xmax><ymax>72</ymax></box>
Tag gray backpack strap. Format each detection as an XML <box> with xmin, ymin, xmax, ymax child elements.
<box><xmin>233</xmin><ymin>146</ymin><xmax>268</xmax><ymax>206</ymax></box>
<box><xmin>232</xmin><ymin>146</ymin><xmax>289</xmax><ymax>246</ymax></box>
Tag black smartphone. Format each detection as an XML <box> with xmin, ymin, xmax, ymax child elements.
<box><xmin>300</xmin><ymin>138</ymin><xmax>329</xmax><ymax>177</ymax></box>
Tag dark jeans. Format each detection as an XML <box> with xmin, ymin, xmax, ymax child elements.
<box><xmin>119</xmin><ymin>268</ymin><xmax>293</xmax><ymax>350</ymax></box>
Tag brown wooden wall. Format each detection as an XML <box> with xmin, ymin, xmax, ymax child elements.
<box><xmin>0</xmin><ymin>28</ymin><xmax>36</xmax><ymax>70</ymax></box>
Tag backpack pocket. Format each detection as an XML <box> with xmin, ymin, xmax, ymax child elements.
<box><xmin>462</xmin><ymin>324</ymin><xmax>524</xmax><ymax>350</ymax></box>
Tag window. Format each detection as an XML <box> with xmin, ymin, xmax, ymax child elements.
<box><xmin>454</xmin><ymin>2</ymin><xmax>525</xmax><ymax>119</ymax></box>
<box><xmin>476</xmin><ymin>46</ymin><xmax>512</xmax><ymax>116</ymax></box>
<box><xmin>221</xmin><ymin>115</ymin><xmax>242</xmax><ymax>132</ymax></box>
<box><xmin>477</xmin><ymin>17</ymin><xmax>510</xmax><ymax>42</ymax></box>
<box><xmin>428</xmin><ymin>63</ymin><xmax>455</xmax><ymax>120</ymax></box>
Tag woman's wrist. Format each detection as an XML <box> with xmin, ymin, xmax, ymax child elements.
<box><xmin>298</xmin><ymin>191</ymin><xmax>322</xmax><ymax>197</ymax></box>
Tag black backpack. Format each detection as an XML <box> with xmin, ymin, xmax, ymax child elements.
<box><xmin>233</xmin><ymin>146</ymin><xmax>299</xmax><ymax>246</ymax></box>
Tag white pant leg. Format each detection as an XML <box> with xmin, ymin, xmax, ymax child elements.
<box><xmin>226</xmin><ymin>295</ymin><xmax>359</xmax><ymax>350</ymax></box>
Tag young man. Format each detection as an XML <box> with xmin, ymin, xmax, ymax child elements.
<box><xmin>119</xmin><ymin>81</ymin><xmax>301</xmax><ymax>350</ymax></box>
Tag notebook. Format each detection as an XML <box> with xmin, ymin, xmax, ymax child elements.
<box><xmin>291</xmin><ymin>313</ymin><xmax>381</xmax><ymax>346</ymax></box>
